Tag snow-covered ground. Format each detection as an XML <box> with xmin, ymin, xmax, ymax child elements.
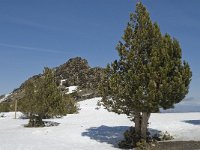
<box><xmin>0</xmin><ymin>98</ymin><xmax>200</xmax><ymax>150</ymax></box>
<box><xmin>66</xmin><ymin>86</ymin><xmax>78</xmax><ymax>94</ymax></box>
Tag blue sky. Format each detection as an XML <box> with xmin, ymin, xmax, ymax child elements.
<box><xmin>0</xmin><ymin>0</ymin><xmax>199</xmax><ymax>109</ymax></box>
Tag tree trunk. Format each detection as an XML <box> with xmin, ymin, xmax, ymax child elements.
<box><xmin>134</xmin><ymin>111</ymin><xmax>141</xmax><ymax>137</ymax></box>
<box><xmin>134</xmin><ymin>112</ymin><xmax>151</xmax><ymax>141</ymax></box>
<box><xmin>14</xmin><ymin>99</ymin><xmax>18</xmax><ymax>119</ymax></box>
<box><xmin>141</xmin><ymin>112</ymin><xmax>151</xmax><ymax>139</ymax></box>
<box><xmin>27</xmin><ymin>115</ymin><xmax>44</xmax><ymax>127</ymax></box>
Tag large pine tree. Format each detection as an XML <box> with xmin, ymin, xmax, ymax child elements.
<box><xmin>99</xmin><ymin>2</ymin><xmax>192</xmax><ymax>142</ymax></box>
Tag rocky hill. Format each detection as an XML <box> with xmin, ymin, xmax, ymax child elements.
<box><xmin>55</xmin><ymin>57</ymin><xmax>103</xmax><ymax>90</ymax></box>
<box><xmin>0</xmin><ymin>57</ymin><xmax>104</xmax><ymax>111</ymax></box>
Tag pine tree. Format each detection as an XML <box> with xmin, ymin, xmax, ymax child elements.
<box><xmin>21</xmin><ymin>67</ymin><xmax>77</xmax><ymax>127</ymax></box>
<box><xmin>19</xmin><ymin>80</ymin><xmax>35</xmax><ymax>116</ymax></box>
<box><xmin>99</xmin><ymin>2</ymin><xmax>192</xmax><ymax>143</ymax></box>
<box><xmin>34</xmin><ymin>67</ymin><xmax>67</xmax><ymax>119</ymax></box>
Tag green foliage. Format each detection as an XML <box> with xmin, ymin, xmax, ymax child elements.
<box><xmin>55</xmin><ymin>57</ymin><xmax>104</xmax><ymax>92</ymax></box>
<box><xmin>7</xmin><ymin>57</ymin><xmax>104</xmax><ymax>105</ymax></box>
<box><xmin>158</xmin><ymin>131</ymin><xmax>174</xmax><ymax>141</ymax></box>
<box><xmin>136</xmin><ymin>139</ymin><xmax>152</xmax><ymax>150</ymax></box>
<box><xmin>56</xmin><ymin>57</ymin><xmax>91</xmax><ymax>88</ymax></box>
<box><xmin>118</xmin><ymin>127</ymin><xmax>140</xmax><ymax>148</ymax></box>
<box><xmin>118</xmin><ymin>127</ymin><xmax>158</xmax><ymax>149</ymax></box>
<box><xmin>63</xmin><ymin>94</ymin><xmax>78</xmax><ymax>114</ymax></box>
<box><xmin>34</xmin><ymin>67</ymin><xmax>67</xmax><ymax>117</ymax></box>
<box><xmin>18</xmin><ymin>80</ymin><xmax>35</xmax><ymax>115</ymax></box>
<box><xmin>99</xmin><ymin>2</ymin><xmax>192</xmax><ymax>117</ymax></box>
<box><xmin>71</xmin><ymin>88</ymin><xmax>97</xmax><ymax>101</ymax></box>
<box><xmin>99</xmin><ymin>1</ymin><xmax>192</xmax><ymax>143</ymax></box>
<box><xmin>20</xmin><ymin>67</ymin><xmax>77</xmax><ymax>127</ymax></box>
<box><xmin>26</xmin><ymin>115</ymin><xmax>45</xmax><ymax>127</ymax></box>
<box><xmin>0</xmin><ymin>102</ymin><xmax>11</xmax><ymax>112</ymax></box>
<box><xmin>118</xmin><ymin>127</ymin><xmax>173</xmax><ymax>149</ymax></box>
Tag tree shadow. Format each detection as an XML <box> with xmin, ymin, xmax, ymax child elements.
<box><xmin>82</xmin><ymin>125</ymin><xmax>129</xmax><ymax>147</ymax></box>
<box><xmin>82</xmin><ymin>125</ymin><xmax>162</xmax><ymax>148</ymax></box>
<box><xmin>148</xmin><ymin>128</ymin><xmax>162</xmax><ymax>137</ymax></box>
<box><xmin>183</xmin><ymin>120</ymin><xmax>200</xmax><ymax>125</ymax></box>
<box><xmin>44</xmin><ymin>121</ymin><xmax>60</xmax><ymax>127</ymax></box>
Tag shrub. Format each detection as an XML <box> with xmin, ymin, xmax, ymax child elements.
<box><xmin>118</xmin><ymin>127</ymin><xmax>141</xmax><ymax>149</ymax></box>
<box><xmin>0</xmin><ymin>102</ymin><xmax>11</xmax><ymax>112</ymax></box>
<box><xmin>119</xmin><ymin>127</ymin><xmax>173</xmax><ymax>149</ymax></box>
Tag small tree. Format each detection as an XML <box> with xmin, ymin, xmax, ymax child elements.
<box><xmin>18</xmin><ymin>80</ymin><xmax>36</xmax><ymax>117</ymax></box>
<box><xmin>21</xmin><ymin>67</ymin><xmax>77</xmax><ymax>127</ymax></box>
<box><xmin>99</xmin><ymin>2</ymin><xmax>192</xmax><ymax>144</ymax></box>
<box><xmin>0</xmin><ymin>102</ymin><xmax>10</xmax><ymax>112</ymax></box>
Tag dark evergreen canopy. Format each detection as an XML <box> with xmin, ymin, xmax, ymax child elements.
<box><xmin>20</xmin><ymin>67</ymin><xmax>77</xmax><ymax>127</ymax></box>
<box><xmin>99</xmin><ymin>2</ymin><xmax>192</xmax><ymax>142</ymax></box>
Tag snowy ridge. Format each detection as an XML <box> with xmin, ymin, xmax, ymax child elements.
<box><xmin>0</xmin><ymin>98</ymin><xmax>200</xmax><ymax>150</ymax></box>
<box><xmin>0</xmin><ymin>94</ymin><xmax>10</xmax><ymax>103</ymax></box>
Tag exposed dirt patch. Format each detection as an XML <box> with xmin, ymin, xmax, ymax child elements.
<box><xmin>152</xmin><ymin>141</ymin><xmax>200</xmax><ymax>150</ymax></box>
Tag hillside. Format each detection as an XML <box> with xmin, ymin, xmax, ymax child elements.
<box><xmin>1</xmin><ymin>98</ymin><xmax>200</xmax><ymax>150</ymax></box>
<box><xmin>54</xmin><ymin>57</ymin><xmax>103</xmax><ymax>89</ymax></box>
<box><xmin>0</xmin><ymin>57</ymin><xmax>104</xmax><ymax>111</ymax></box>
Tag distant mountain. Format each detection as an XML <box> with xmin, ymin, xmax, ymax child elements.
<box><xmin>0</xmin><ymin>57</ymin><xmax>104</xmax><ymax>111</ymax></box>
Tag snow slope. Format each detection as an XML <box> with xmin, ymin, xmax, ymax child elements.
<box><xmin>0</xmin><ymin>98</ymin><xmax>200</xmax><ymax>150</ymax></box>
<box><xmin>0</xmin><ymin>98</ymin><xmax>132</xmax><ymax>150</ymax></box>
<box><xmin>0</xmin><ymin>94</ymin><xmax>10</xmax><ymax>103</ymax></box>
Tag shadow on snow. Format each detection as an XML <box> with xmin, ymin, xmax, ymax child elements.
<box><xmin>82</xmin><ymin>125</ymin><xmax>129</xmax><ymax>147</ymax></box>
<box><xmin>82</xmin><ymin>125</ymin><xmax>161</xmax><ymax>148</ymax></box>
<box><xmin>183</xmin><ymin>120</ymin><xmax>200</xmax><ymax>125</ymax></box>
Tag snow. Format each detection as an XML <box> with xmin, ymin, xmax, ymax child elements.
<box><xmin>150</xmin><ymin>113</ymin><xmax>200</xmax><ymax>141</ymax></box>
<box><xmin>0</xmin><ymin>98</ymin><xmax>132</xmax><ymax>150</ymax></box>
<box><xmin>66</xmin><ymin>86</ymin><xmax>78</xmax><ymax>94</ymax></box>
<box><xmin>1</xmin><ymin>97</ymin><xmax>200</xmax><ymax>150</ymax></box>
<box><xmin>0</xmin><ymin>94</ymin><xmax>10</xmax><ymax>103</ymax></box>
<box><xmin>60</xmin><ymin>79</ymin><xmax>67</xmax><ymax>86</ymax></box>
